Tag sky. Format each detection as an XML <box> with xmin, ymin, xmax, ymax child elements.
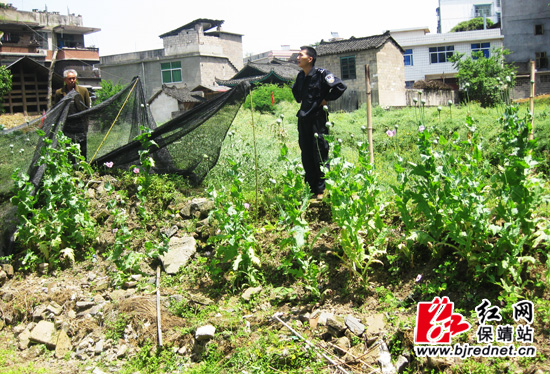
<box><xmin>10</xmin><ymin>0</ymin><xmax>440</xmax><ymax>57</ymax></box>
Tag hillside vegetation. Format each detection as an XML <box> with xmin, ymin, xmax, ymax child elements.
<box><xmin>1</xmin><ymin>95</ymin><xmax>550</xmax><ymax>373</ymax></box>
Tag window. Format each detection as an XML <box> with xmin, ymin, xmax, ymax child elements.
<box><xmin>475</xmin><ymin>4</ymin><xmax>492</xmax><ymax>18</ymax></box>
<box><xmin>340</xmin><ymin>56</ymin><xmax>356</xmax><ymax>80</ymax></box>
<box><xmin>496</xmin><ymin>0</ymin><xmax>501</xmax><ymax>7</ymax></box>
<box><xmin>161</xmin><ymin>61</ymin><xmax>182</xmax><ymax>83</ymax></box>
<box><xmin>404</xmin><ymin>49</ymin><xmax>413</xmax><ymax>66</ymax></box>
<box><xmin>535</xmin><ymin>52</ymin><xmax>548</xmax><ymax>69</ymax></box>
<box><xmin>405</xmin><ymin>81</ymin><xmax>414</xmax><ymax>89</ymax></box>
<box><xmin>429</xmin><ymin>46</ymin><xmax>454</xmax><ymax>63</ymax></box>
<box><xmin>535</xmin><ymin>24</ymin><xmax>544</xmax><ymax>35</ymax></box>
<box><xmin>471</xmin><ymin>42</ymin><xmax>491</xmax><ymax>58</ymax></box>
<box><xmin>1</xmin><ymin>32</ymin><xmax>20</xmax><ymax>43</ymax></box>
<box><xmin>541</xmin><ymin>75</ymin><xmax>550</xmax><ymax>83</ymax></box>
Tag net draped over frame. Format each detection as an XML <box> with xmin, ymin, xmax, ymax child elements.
<box><xmin>0</xmin><ymin>77</ymin><xmax>250</xmax><ymax>196</ymax></box>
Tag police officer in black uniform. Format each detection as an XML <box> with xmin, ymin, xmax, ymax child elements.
<box><xmin>292</xmin><ymin>46</ymin><xmax>347</xmax><ymax>199</ymax></box>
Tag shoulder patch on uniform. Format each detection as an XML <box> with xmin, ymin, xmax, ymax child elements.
<box><xmin>325</xmin><ymin>74</ymin><xmax>335</xmax><ymax>84</ymax></box>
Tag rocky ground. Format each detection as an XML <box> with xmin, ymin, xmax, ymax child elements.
<box><xmin>0</xmin><ymin>189</ymin><xmax>434</xmax><ymax>374</ymax></box>
<box><xmin>1</xmin><ymin>194</ymin><xmax>549</xmax><ymax>374</ymax></box>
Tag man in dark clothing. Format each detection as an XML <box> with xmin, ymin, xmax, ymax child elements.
<box><xmin>292</xmin><ymin>46</ymin><xmax>347</xmax><ymax>199</ymax></box>
<box><xmin>54</xmin><ymin>69</ymin><xmax>91</xmax><ymax>160</ymax></box>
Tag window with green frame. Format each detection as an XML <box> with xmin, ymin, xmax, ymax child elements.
<box><xmin>161</xmin><ymin>61</ymin><xmax>182</xmax><ymax>83</ymax></box>
<box><xmin>340</xmin><ymin>56</ymin><xmax>356</xmax><ymax>80</ymax></box>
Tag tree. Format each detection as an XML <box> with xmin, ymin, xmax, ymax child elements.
<box><xmin>450</xmin><ymin>48</ymin><xmax>516</xmax><ymax>108</ymax></box>
<box><xmin>93</xmin><ymin>79</ymin><xmax>125</xmax><ymax>105</ymax></box>
<box><xmin>243</xmin><ymin>83</ymin><xmax>295</xmax><ymax>113</ymax></box>
<box><xmin>0</xmin><ymin>66</ymin><xmax>13</xmax><ymax>113</ymax></box>
<box><xmin>451</xmin><ymin>17</ymin><xmax>494</xmax><ymax>32</ymax></box>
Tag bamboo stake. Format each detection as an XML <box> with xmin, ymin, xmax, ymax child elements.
<box><xmin>529</xmin><ymin>60</ymin><xmax>536</xmax><ymax>141</ymax></box>
<box><xmin>250</xmin><ymin>89</ymin><xmax>259</xmax><ymax>221</ymax></box>
<box><xmin>156</xmin><ymin>265</ymin><xmax>163</xmax><ymax>347</ymax></box>
<box><xmin>272</xmin><ymin>313</ymin><xmax>350</xmax><ymax>374</ymax></box>
<box><xmin>365</xmin><ymin>65</ymin><xmax>374</xmax><ymax>165</ymax></box>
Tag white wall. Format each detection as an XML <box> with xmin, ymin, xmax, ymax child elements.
<box><xmin>391</xmin><ymin>28</ymin><xmax>503</xmax><ymax>83</ymax></box>
<box><xmin>149</xmin><ymin>92</ymin><xmax>179</xmax><ymax>124</ymax></box>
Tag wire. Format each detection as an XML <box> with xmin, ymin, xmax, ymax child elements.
<box><xmin>90</xmin><ymin>78</ymin><xmax>139</xmax><ymax>162</ymax></box>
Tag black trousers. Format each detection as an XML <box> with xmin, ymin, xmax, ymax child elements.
<box><xmin>298</xmin><ymin>110</ymin><xmax>329</xmax><ymax>195</ymax></box>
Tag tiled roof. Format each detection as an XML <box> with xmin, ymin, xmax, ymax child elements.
<box><xmin>160</xmin><ymin>19</ymin><xmax>224</xmax><ymax>38</ymax></box>
<box><xmin>148</xmin><ymin>85</ymin><xmax>206</xmax><ymax>104</ymax></box>
<box><xmin>216</xmin><ymin>71</ymin><xmax>292</xmax><ymax>87</ymax></box>
<box><xmin>217</xmin><ymin>60</ymin><xmax>300</xmax><ymax>87</ymax></box>
<box><xmin>317</xmin><ymin>31</ymin><xmax>402</xmax><ymax>56</ymax></box>
<box><xmin>245</xmin><ymin>61</ymin><xmax>300</xmax><ymax>80</ymax></box>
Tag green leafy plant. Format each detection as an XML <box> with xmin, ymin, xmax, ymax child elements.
<box><xmin>93</xmin><ymin>79</ymin><xmax>125</xmax><ymax>105</ymax></box>
<box><xmin>242</xmin><ymin>83</ymin><xmax>294</xmax><ymax>113</ymax></box>
<box><xmin>0</xmin><ymin>65</ymin><xmax>13</xmax><ymax>113</ymax></box>
<box><xmin>450</xmin><ymin>17</ymin><xmax>495</xmax><ymax>32</ymax></box>
<box><xmin>208</xmin><ymin>157</ymin><xmax>261</xmax><ymax>288</ymax></box>
<box><xmin>271</xmin><ymin>143</ymin><xmax>325</xmax><ymax>298</ymax></box>
<box><xmin>11</xmin><ymin>131</ymin><xmax>96</xmax><ymax>271</ymax></box>
<box><xmin>451</xmin><ymin>48</ymin><xmax>516</xmax><ymax>107</ymax></box>
<box><xmin>324</xmin><ymin>135</ymin><xmax>388</xmax><ymax>287</ymax></box>
<box><xmin>393</xmin><ymin>106</ymin><xmax>548</xmax><ymax>289</ymax></box>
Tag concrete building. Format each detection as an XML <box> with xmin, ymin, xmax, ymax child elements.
<box><xmin>316</xmin><ymin>31</ymin><xmax>406</xmax><ymax>109</ymax></box>
<box><xmin>244</xmin><ymin>46</ymin><xmax>300</xmax><ymax>64</ymax></box>
<box><xmin>0</xmin><ymin>4</ymin><xmax>101</xmax><ymax>113</ymax></box>
<box><xmin>99</xmin><ymin>19</ymin><xmax>243</xmax><ymax>100</ymax></box>
<box><xmin>391</xmin><ymin>27</ymin><xmax>504</xmax><ymax>89</ymax></box>
<box><xmin>437</xmin><ymin>0</ymin><xmax>502</xmax><ymax>33</ymax></box>
<box><xmin>501</xmin><ymin>0</ymin><xmax>550</xmax><ymax>97</ymax></box>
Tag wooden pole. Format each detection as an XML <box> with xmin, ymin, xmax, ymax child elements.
<box><xmin>250</xmin><ymin>89</ymin><xmax>259</xmax><ymax>221</ymax></box>
<box><xmin>529</xmin><ymin>60</ymin><xmax>535</xmax><ymax>141</ymax></box>
<box><xmin>156</xmin><ymin>265</ymin><xmax>163</xmax><ymax>347</ymax></box>
<box><xmin>365</xmin><ymin>65</ymin><xmax>374</xmax><ymax>165</ymax></box>
<box><xmin>47</xmin><ymin>49</ymin><xmax>58</xmax><ymax>110</ymax></box>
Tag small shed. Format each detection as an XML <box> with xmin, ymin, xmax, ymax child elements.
<box><xmin>148</xmin><ymin>84</ymin><xmax>206</xmax><ymax>124</ymax></box>
<box><xmin>5</xmin><ymin>56</ymin><xmax>64</xmax><ymax>115</ymax></box>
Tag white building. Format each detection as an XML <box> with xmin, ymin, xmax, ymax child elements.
<box><xmin>437</xmin><ymin>0</ymin><xmax>502</xmax><ymax>33</ymax></box>
<box><xmin>390</xmin><ymin>27</ymin><xmax>504</xmax><ymax>88</ymax></box>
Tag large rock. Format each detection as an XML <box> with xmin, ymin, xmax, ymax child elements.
<box><xmin>195</xmin><ymin>324</ymin><xmax>216</xmax><ymax>342</ymax></box>
<box><xmin>180</xmin><ymin>198</ymin><xmax>214</xmax><ymax>219</ymax></box>
<box><xmin>366</xmin><ymin>313</ymin><xmax>386</xmax><ymax>341</ymax></box>
<box><xmin>242</xmin><ymin>286</ymin><xmax>262</xmax><ymax>301</ymax></box>
<box><xmin>160</xmin><ymin>236</ymin><xmax>197</xmax><ymax>274</ymax></box>
<box><xmin>378</xmin><ymin>341</ymin><xmax>397</xmax><ymax>374</ymax></box>
<box><xmin>55</xmin><ymin>329</ymin><xmax>72</xmax><ymax>358</ymax></box>
<box><xmin>345</xmin><ymin>315</ymin><xmax>365</xmax><ymax>336</ymax></box>
<box><xmin>30</xmin><ymin>320</ymin><xmax>57</xmax><ymax>348</ymax></box>
<box><xmin>326</xmin><ymin>316</ymin><xmax>347</xmax><ymax>337</ymax></box>
<box><xmin>17</xmin><ymin>328</ymin><xmax>31</xmax><ymax>350</ymax></box>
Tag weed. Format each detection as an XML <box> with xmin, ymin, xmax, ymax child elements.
<box><xmin>11</xmin><ymin>131</ymin><xmax>96</xmax><ymax>271</ymax></box>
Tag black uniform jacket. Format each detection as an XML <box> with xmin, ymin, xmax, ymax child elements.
<box><xmin>292</xmin><ymin>67</ymin><xmax>347</xmax><ymax>119</ymax></box>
